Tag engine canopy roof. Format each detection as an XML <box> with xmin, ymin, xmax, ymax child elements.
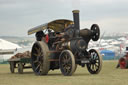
<box><xmin>28</xmin><ymin>19</ymin><xmax>73</xmax><ymax>35</ymax></box>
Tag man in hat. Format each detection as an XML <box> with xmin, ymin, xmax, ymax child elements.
<box><xmin>35</xmin><ymin>31</ymin><xmax>46</xmax><ymax>41</ymax></box>
<box><xmin>116</xmin><ymin>47</ymin><xmax>128</xmax><ymax>68</ymax></box>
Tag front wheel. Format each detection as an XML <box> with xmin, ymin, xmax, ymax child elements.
<box><xmin>59</xmin><ymin>50</ymin><xmax>77</xmax><ymax>76</ymax></box>
<box><xmin>86</xmin><ymin>49</ymin><xmax>102</xmax><ymax>74</ymax></box>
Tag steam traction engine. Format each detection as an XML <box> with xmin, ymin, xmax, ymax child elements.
<box><xmin>28</xmin><ymin>10</ymin><xmax>102</xmax><ymax>76</ymax></box>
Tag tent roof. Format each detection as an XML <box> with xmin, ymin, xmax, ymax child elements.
<box><xmin>0</xmin><ymin>39</ymin><xmax>21</xmax><ymax>50</ymax></box>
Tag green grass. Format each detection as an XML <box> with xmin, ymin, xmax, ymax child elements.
<box><xmin>0</xmin><ymin>60</ymin><xmax>128</xmax><ymax>85</ymax></box>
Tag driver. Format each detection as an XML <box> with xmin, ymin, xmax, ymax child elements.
<box><xmin>35</xmin><ymin>31</ymin><xmax>46</xmax><ymax>41</ymax></box>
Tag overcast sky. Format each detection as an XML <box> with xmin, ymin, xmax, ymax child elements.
<box><xmin>0</xmin><ymin>0</ymin><xmax>128</xmax><ymax>36</ymax></box>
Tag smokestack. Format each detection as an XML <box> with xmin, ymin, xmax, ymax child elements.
<box><xmin>72</xmin><ymin>10</ymin><xmax>80</xmax><ymax>30</ymax></box>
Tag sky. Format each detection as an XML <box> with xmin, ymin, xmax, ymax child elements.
<box><xmin>0</xmin><ymin>0</ymin><xmax>128</xmax><ymax>36</ymax></box>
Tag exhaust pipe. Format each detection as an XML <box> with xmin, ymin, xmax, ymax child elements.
<box><xmin>72</xmin><ymin>10</ymin><xmax>80</xmax><ymax>37</ymax></box>
<box><xmin>72</xmin><ymin>10</ymin><xmax>80</xmax><ymax>30</ymax></box>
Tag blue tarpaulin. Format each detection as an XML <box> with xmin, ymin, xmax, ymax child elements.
<box><xmin>100</xmin><ymin>50</ymin><xmax>115</xmax><ymax>60</ymax></box>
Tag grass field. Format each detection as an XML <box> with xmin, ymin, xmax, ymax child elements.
<box><xmin>0</xmin><ymin>60</ymin><xmax>128</xmax><ymax>85</ymax></box>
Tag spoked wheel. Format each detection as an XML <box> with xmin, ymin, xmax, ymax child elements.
<box><xmin>31</xmin><ymin>41</ymin><xmax>50</xmax><ymax>75</ymax></box>
<box><xmin>87</xmin><ymin>49</ymin><xmax>102</xmax><ymax>74</ymax></box>
<box><xmin>91</xmin><ymin>24</ymin><xmax>100</xmax><ymax>41</ymax></box>
<box><xmin>59</xmin><ymin>50</ymin><xmax>77</xmax><ymax>76</ymax></box>
<box><xmin>18</xmin><ymin>62</ymin><xmax>23</xmax><ymax>74</ymax></box>
<box><xmin>10</xmin><ymin>62</ymin><xmax>15</xmax><ymax>73</ymax></box>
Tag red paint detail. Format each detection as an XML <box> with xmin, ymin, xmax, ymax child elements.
<box><xmin>45</xmin><ymin>34</ymin><xmax>49</xmax><ymax>43</ymax></box>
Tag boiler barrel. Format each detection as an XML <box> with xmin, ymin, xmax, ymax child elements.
<box><xmin>80</xmin><ymin>29</ymin><xmax>92</xmax><ymax>38</ymax></box>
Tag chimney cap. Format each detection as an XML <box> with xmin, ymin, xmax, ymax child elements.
<box><xmin>72</xmin><ymin>10</ymin><xmax>79</xmax><ymax>13</ymax></box>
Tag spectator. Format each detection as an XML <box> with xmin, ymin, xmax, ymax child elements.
<box><xmin>116</xmin><ymin>47</ymin><xmax>128</xmax><ymax>68</ymax></box>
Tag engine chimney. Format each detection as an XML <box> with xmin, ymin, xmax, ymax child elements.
<box><xmin>72</xmin><ymin>10</ymin><xmax>80</xmax><ymax>37</ymax></box>
<box><xmin>72</xmin><ymin>10</ymin><xmax>80</xmax><ymax>30</ymax></box>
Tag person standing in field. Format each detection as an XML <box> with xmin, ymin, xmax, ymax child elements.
<box><xmin>116</xmin><ymin>47</ymin><xmax>128</xmax><ymax>68</ymax></box>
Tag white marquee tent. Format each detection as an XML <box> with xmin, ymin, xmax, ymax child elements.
<box><xmin>0</xmin><ymin>38</ymin><xmax>21</xmax><ymax>50</ymax></box>
<box><xmin>0</xmin><ymin>38</ymin><xmax>21</xmax><ymax>61</ymax></box>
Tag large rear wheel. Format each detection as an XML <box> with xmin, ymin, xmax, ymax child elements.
<box><xmin>59</xmin><ymin>50</ymin><xmax>77</xmax><ymax>76</ymax></box>
<box><xmin>86</xmin><ymin>49</ymin><xmax>102</xmax><ymax>74</ymax></box>
<box><xmin>31</xmin><ymin>41</ymin><xmax>50</xmax><ymax>75</ymax></box>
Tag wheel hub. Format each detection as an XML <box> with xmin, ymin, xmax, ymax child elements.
<box><xmin>90</xmin><ymin>59</ymin><xmax>96</xmax><ymax>64</ymax></box>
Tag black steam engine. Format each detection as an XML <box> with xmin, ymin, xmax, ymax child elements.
<box><xmin>28</xmin><ymin>10</ymin><xmax>102</xmax><ymax>76</ymax></box>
